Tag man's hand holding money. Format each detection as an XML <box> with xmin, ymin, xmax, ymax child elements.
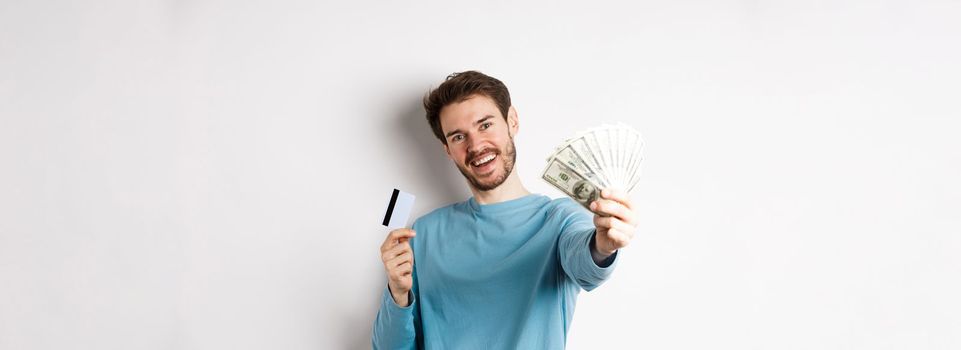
<box><xmin>590</xmin><ymin>189</ymin><xmax>638</xmax><ymax>257</ymax></box>
<box><xmin>541</xmin><ymin>123</ymin><xmax>644</xmax><ymax>259</ymax></box>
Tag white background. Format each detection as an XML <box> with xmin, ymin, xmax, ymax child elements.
<box><xmin>2</xmin><ymin>0</ymin><xmax>959</xmax><ymax>349</ymax></box>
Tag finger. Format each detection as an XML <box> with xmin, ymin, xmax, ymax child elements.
<box><xmin>386</xmin><ymin>251</ymin><xmax>413</xmax><ymax>268</ymax></box>
<box><xmin>594</xmin><ymin>214</ymin><xmax>637</xmax><ymax>238</ymax></box>
<box><xmin>605</xmin><ymin>220</ymin><xmax>636</xmax><ymax>247</ymax></box>
<box><xmin>591</xmin><ymin>199</ymin><xmax>635</xmax><ymax>226</ymax></box>
<box><xmin>381</xmin><ymin>228</ymin><xmax>416</xmax><ymax>251</ymax></box>
<box><xmin>594</xmin><ymin>214</ymin><xmax>614</xmax><ymax>230</ymax></box>
<box><xmin>386</xmin><ymin>241</ymin><xmax>411</xmax><ymax>257</ymax></box>
<box><xmin>390</xmin><ymin>261</ymin><xmax>411</xmax><ymax>274</ymax></box>
<box><xmin>399</xmin><ymin>252</ymin><xmax>414</xmax><ymax>268</ymax></box>
<box><xmin>391</xmin><ymin>262</ymin><xmax>412</xmax><ymax>278</ymax></box>
<box><xmin>605</xmin><ymin>230</ymin><xmax>630</xmax><ymax>249</ymax></box>
<box><xmin>387</xmin><ymin>250</ymin><xmax>413</xmax><ymax>267</ymax></box>
<box><xmin>600</xmin><ymin>189</ymin><xmax>634</xmax><ymax>211</ymax></box>
<box><xmin>388</xmin><ymin>259</ymin><xmax>413</xmax><ymax>276</ymax></box>
<box><xmin>391</xmin><ymin>267</ymin><xmax>412</xmax><ymax>280</ymax></box>
<box><xmin>382</xmin><ymin>241</ymin><xmax>412</xmax><ymax>262</ymax></box>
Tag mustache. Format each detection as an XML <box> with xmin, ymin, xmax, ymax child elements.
<box><xmin>465</xmin><ymin>147</ymin><xmax>500</xmax><ymax>166</ymax></box>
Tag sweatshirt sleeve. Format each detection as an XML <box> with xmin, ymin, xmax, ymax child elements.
<box><xmin>372</xmin><ymin>219</ymin><xmax>423</xmax><ymax>350</ymax></box>
<box><xmin>371</xmin><ymin>282</ymin><xmax>419</xmax><ymax>350</ymax></box>
<box><xmin>556</xmin><ymin>200</ymin><xmax>619</xmax><ymax>292</ymax></box>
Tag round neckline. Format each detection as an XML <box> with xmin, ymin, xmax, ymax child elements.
<box><xmin>467</xmin><ymin>193</ymin><xmax>546</xmax><ymax>214</ymax></box>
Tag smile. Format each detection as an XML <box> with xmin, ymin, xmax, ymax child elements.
<box><xmin>470</xmin><ymin>153</ymin><xmax>497</xmax><ymax>167</ymax></box>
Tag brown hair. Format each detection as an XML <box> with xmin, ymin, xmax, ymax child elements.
<box><xmin>423</xmin><ymin>71</ymin><xmax>512</xmax><ymax>144</ymax></box>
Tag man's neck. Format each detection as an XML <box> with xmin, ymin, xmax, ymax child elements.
<box><xmin>471</xmin><ymin>170</ymin><xmax>531</xmax><ymax>205</ymax></box>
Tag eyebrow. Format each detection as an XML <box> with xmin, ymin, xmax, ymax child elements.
<box><xmin>444</xmin><ymin>115</ymin><xmax>496</xmax><ymax>138</ymax></box>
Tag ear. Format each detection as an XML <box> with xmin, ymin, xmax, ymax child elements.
<box><xmin>507</xmin><ymin>106</ymin><xmax>519</xmax><ymax>137</ymax></box>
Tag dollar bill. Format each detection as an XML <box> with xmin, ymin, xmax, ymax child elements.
<box><xmin>542</xmin><ymin>157</ymin><xmax>602</xmax><ymax>210</ymax></box>
<box><xmin>543</xmin><ymin>123</ymin><xmax>645</xmax><ymax>205</ymax></box>
<box><xmin>569</xmin><ymin>137</ymin><xmax>611</xmax><ymax>188</ymax></box>
<box><xmin>549</xmin><ymin>144</ymin><xmax>607</xmax><ymax>189</ymax></box>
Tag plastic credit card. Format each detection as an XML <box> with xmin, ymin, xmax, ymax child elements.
<box><xmin>382</xmin><ymin>188</ymin><xmax>415</xmax><ymax>230</ymax></box>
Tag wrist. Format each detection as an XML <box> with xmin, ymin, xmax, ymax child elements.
<box><xmin>595</xmin><ymin>241</ymin><xmax>616</xmax><ymax>256</ymax></box>
<box><xmin>590</xmin><ymin>231</ymin><xmax>616</xmax><ymax>256</ymax></box>
<box><xmin>591</xmin><ymin>232</ymin><xmax>616</xmax><ymax>256</ymax></box>
<box><xmin>592</xmin><ymin>246</ymin><xmax>615</xmax><ymax>260</ymax></box>
<box><xmin>589</xmin><ymin>234</ymin><xmax>617</xmax><ymax>267</ymax></box>
<box><xmin>389</xmin><ymin>286</ymin><xmax>410</xmax><ymax>307</ymax></box>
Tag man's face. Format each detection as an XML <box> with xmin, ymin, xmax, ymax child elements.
<box><xmin>439</xmin><ymin>94</ymin><xmax>519</xmax><ymax>192</ymax></box>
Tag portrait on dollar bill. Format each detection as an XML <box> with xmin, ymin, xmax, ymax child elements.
<box><xmin>573</xmin><ymin>180</ymin><xmax>598</xmax><ymax>203</ymax></box>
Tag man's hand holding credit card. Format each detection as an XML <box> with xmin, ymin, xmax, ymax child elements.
<box><xmin>380</xmin><ymin>189</ymin><xmax>416</xmax><ymax>307</ymax></box>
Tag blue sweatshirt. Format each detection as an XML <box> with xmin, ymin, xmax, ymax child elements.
<box><xmin>372</xmin><ymin>194</ymin><xmax>618</xmax><ymax>349</ymax></box>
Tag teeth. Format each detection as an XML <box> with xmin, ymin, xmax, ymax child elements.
<box><xmin>472</xmin><ymin>154</ymin><xmax>496</xmax><ymax>167</ymax></box>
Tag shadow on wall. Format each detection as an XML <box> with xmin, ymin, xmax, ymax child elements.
<box><xmin>339</xmin><ymin>90</ymin><xmax>465</xmax><ymax>350</ymax></box>
<box><xmin>393</xmin><ymin>93</ymin><xmax>466</xmax><ymax>206</ymax></box>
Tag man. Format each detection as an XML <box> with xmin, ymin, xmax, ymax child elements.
<box><xmin>372</xmin><ymin>71</ymin><xmax>639</xmax><ymax>349</ymax></box>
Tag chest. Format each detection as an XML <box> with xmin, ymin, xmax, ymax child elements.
<box><xmin>415</xmin><ymin>224</ymin><xmax>562</xmax><ymax>293</ymax></box>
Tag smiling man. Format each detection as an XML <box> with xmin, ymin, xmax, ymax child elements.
<box><xmin>372</xmin><ymin>71</ymin><xmax>639</xmax><ymax>349</ymax></box>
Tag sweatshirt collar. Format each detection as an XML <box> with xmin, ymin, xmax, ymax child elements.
<box><xmin>467</xmin><ymin>193</ymin><xmax>546</xmax><ymax>215</ymax></box>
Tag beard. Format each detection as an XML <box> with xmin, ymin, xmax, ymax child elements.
<box><xmin>454</xmin><ymin>136</ymin><xmax>517</xmax><ymax>192</ymax></box>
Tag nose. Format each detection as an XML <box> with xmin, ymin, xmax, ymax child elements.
<box><xmin>466</xmin><ymin>134</ymin><xmax>487</xmax><ymax>154</ymax></box>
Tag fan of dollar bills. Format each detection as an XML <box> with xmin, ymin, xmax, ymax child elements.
<box><xmin>542</xmin><ymin>123</ymin><xmax>645</xmax><ymax>209</ymax></box>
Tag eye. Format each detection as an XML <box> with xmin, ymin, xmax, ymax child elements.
<box><xmin>450</xmin><ymin>134</ymin><xmax>464</xmax><ymax>142</ymax></box>
<box><xmin>480</xmin><ymin>122</ymin><xmax>492</xmax><ymax>130</ymax></box>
